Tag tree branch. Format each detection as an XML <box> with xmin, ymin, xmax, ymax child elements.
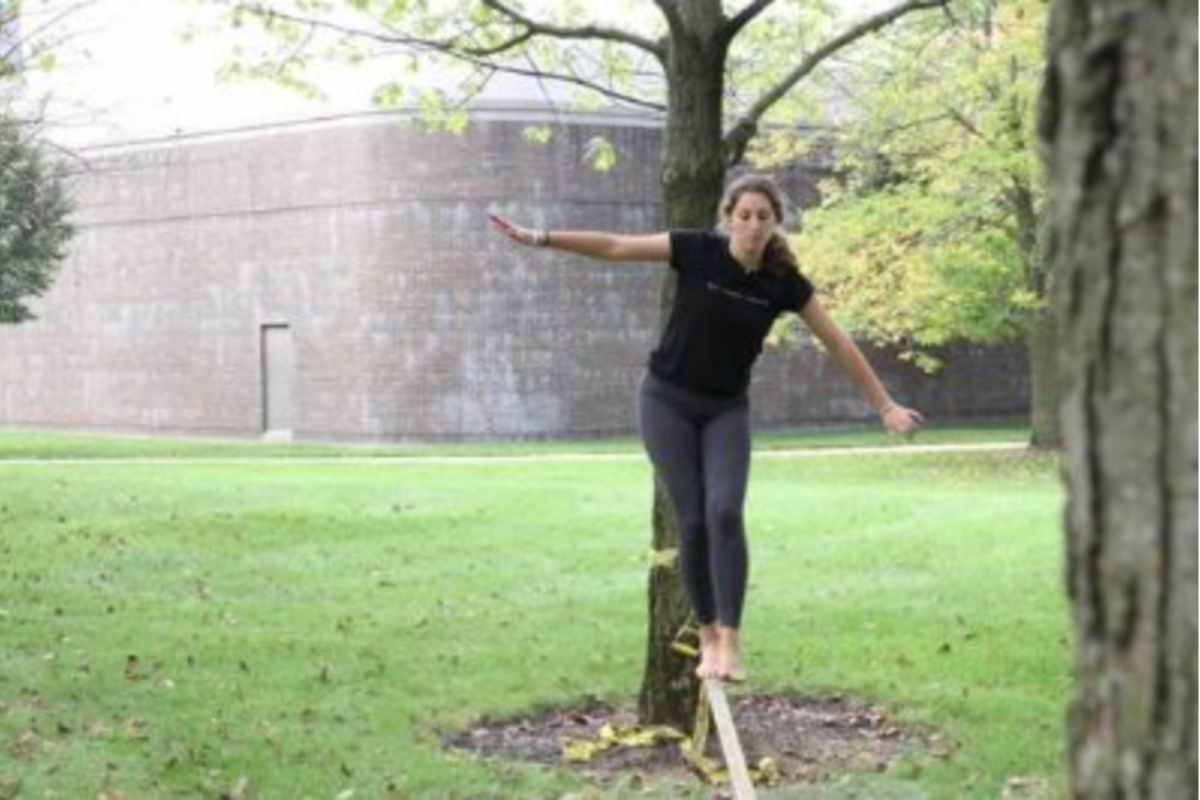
<box><xmin>946</xmin><ymin>106</ymin><xmax>985</xmax><ymax>139</ymax></box>
<box><xmin>236</xmin><ymin>4</ymin><xmax>455</xmax><ymax>53</ymax></box>
<box><xmin>234</xmin><ymin>3</ymin><xmax>665</xmax><ymax>112</ymax></box>
<box><xmin>651</xmin><ymin>0</ymin><xmax>684</xmax><ymax>40</ymax></box>
<box><xmin>464</xmin><ymin>28</ymin><xmax>537</xmax><ymax>58</ymax></box>
<box><xmin>1</xmin><ymin>0</ymin><xmax>100</xmax><ymax>72</ymax></box>
<box><xmin>480</xmin><ymin>0</ymin><xmax>665</xmax><ymax>60</ymax></box>
<box><xmin>237</xmin><ymin>3</ymin><xmax>529</xmax><ymax>59</ymax></box>
<box><xmin>723</xmin><ymin>0</ymin><xmax>948</xmax><ymax>166</ymax></box>
<box><xmin>445</xmin><ymin>51</ymin><xmax>666</xmax><ymax>112</ymax></box>
<box><xmin>723</xmin><ymin>0</ymin><xmax>777</xmax><ymax>43</ymax></box>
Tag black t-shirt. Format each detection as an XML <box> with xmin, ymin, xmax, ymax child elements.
<box><xmin>648</xmin><ymin>229</ymin><xmax>815</xmax><ymax>397</ymax></box>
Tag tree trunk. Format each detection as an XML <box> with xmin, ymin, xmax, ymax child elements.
<box><xmin>1010</xmin><ymin>178</ymin><xmax>1061</xmax><ymax>449</ymax></box>
<box><xmin>1040</xmin><ymin>1</ymin><xmax>1197</xmax><ymax>797</ymax></box>
<box><xmin>1027</xmin><ymin>306</ymin><xmax>1061</xmax><ymax>449</ymax></box>
<box><xmin>638</xmin><ymin>1</ymin><xmax>728</xmax><ymax>729</ymax></box>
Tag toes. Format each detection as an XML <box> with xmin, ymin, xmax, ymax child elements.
<box><xmin>721</xmin><ymin>663</ymin><xmax>747</xmax><ymax>683</ymax></box>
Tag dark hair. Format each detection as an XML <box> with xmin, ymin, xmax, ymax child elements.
<box><xmin>718</xmin><ymin>174</ymin><xmax>801</xmax><ymax>280</ymax></box>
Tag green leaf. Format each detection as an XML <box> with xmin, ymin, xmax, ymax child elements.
<box><xmin>523</xmin><ymin>125</ymin><xmax>554</xmax><ymax>145</ymax></box>
<box><xmin>582</xmin><ymin>136</ymin><xmax>617</xmax><ymax>172</ymax></box>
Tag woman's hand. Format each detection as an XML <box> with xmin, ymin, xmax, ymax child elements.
<box><xmin>881</xmin><ymin>404</ymin><xmax>924</xmax><ymax>437</ymax></box>
<box><xmin>487</xmin><ymin>213</ymin><xmax>544</xmax><ymax>247</ymax></box>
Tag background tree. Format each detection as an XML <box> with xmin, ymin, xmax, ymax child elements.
<box><xmin>217</xmin><ymin>0</ymin><xmax>948</xmax><ymax>730</ymax></box>
<box><xmin>1039</xmin><ymin>0</ymin><xmax>1196</xmax><ymax>796</ymax></box>
<box><xmin>0</xmin><ymin>119</ymin><xmax>73</xmax><ymax>323</ymax></box>
<box><xmin>773</xmin><ymin>0</ymin><xmax>1059</xmax><ymax>444</ymax></box>
<box><xmin>0</xmin><ymin>0</ymin><xmax>85</xmax><ymax>324</ymax></box>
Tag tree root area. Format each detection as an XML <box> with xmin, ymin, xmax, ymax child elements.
<box><xmin>443</xmin><ymin>691</ymin><xmax>946</xmax><ymax>793</ymax></box>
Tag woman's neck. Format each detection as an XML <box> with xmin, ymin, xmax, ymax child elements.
<box><xmin>728</xmin><ymin>240</ymin><xmax>762</xmax><ymax>272</ymax></box>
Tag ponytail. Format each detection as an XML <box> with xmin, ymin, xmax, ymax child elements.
<box><xmin>762</xmin><ymin>231</ymin><xmax>801</xmax><ymax>280</ymax></box>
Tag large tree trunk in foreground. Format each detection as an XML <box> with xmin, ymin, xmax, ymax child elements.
<box><xmin>1040</xmin><ymin>1</ymin><xmax>1197</xmax><ymax>797</ymax></box>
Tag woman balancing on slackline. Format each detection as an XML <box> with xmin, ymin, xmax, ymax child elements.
<box><xmin>487</xmin><ymin>174</ymin><xmax>923</xmax><ymax>682</ymax></box>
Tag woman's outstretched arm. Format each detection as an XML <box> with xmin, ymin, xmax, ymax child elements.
<box><xmin>487</xmin><ymin>213</ymin><xmax>671</xmax><ymax>263</ymax></box>
<box><xmin>799</xmin><ymin>296</ymin><xmax>924</xmax><ymax>436</ymax></box>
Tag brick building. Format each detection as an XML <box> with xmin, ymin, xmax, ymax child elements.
<box><xmin>0</xmin><ymin>106</ymin><xmax>1028</xmax><ymax>441</ymax></box>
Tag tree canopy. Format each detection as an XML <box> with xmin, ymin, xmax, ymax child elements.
<box><xmin>0</xmin><ymin>0</ymin><xmax>81</xmax><ymax>324</ymax></box>
<box><xmin>0</xmin><ymin>118</ymin><xmax>73</xmax><ymax>324</ymax></box>
<box><xmin>786</xmin><ymin>0</ymin><xmax>1046</xmax><ymax>370</ymax></box>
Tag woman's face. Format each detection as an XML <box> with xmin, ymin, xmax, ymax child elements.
<box><xmin>726</xmin><ymin>191</ymin><xmax>778</xmax><ymax>254</ymax></box>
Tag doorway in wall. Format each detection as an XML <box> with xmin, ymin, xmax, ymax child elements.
<box><xmin>261</xmin><ymin>323</ymin><xmax>293</xmax><ymax>440</ymax></box>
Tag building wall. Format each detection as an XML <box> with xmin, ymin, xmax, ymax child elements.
<box><xmin>0</xmin><ymin>110</ymin><xmax>1028</xmax><ymax>441</ymax></box>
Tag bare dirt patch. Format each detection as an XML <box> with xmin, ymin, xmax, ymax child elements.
<box><xmin>443</xmin><ymin>691</ymin><xmax>951</xmax><ymax>795</ymax></box>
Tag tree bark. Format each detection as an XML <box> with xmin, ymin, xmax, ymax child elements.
<box><xmin>1010</xmin><ymin>177</ymin><xmax>1062</xmax><ymax>449</ymax></box>
<box><xmin>1027</xmin><ymin>306</ymin><xmax>1061</xmax><ymax>449</ymax></box>
<box><xmin>1040</xmin><ymin>1</ymin><xmax>1197</xmax><ymax>796</ymax></box>
<box><xmin>638</xmin><ymin>0</ymin><xmax>728</xmax><ymax>729</ymax></box>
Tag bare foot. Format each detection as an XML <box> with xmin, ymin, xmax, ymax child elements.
<box><xmin>695</xmin><ymin>624</ymin><xmax>721</xmax><ymax>679</ymax></box>
<box><xmin>716</xmin><ymin>626</ymin><xmax>748</xmax><ymax>683</ymax></box>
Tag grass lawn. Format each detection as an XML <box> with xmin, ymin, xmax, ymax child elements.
<box><xmin>0</xmin><ymin>430</ymin><xmax>1068</xmax><ymax>799</ymax></box>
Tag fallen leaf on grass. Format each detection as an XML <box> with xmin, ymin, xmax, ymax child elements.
<box><xmin>1001</xmin><ymin>775</ymin><xmax>1054</xmax><ymax>798</ymax></box>
<box><xmin>928</xmin><ymin>734</ymin><xmax>958</xmax><ymax>759</ymax></box>
<box><xmin>221</xmin><ymin>775</ymin><xmax>251</xmax><ymax>800</ymax></box>
<box><xmin>794</xmin><ymin>764</ymin><xmax>821</xmax><ymax>782</ymax></box>
<box><xmin>86</xmin><ymin>721</ymin><xmax>111</xmax><ymax>738</ymax></box>
<box><xmin>122</xmin><ymin>718</ymin><xmax>149</xmax><ymax>741</ymax></box>
<box><xmin>84</xmin><ymin>719</ymin><xmax>111</xmax><ymax>738</ymax></box>
<box><xmin>9</xmin><ymin>731</ymin><xmax>38</xmax><ymax>759</ymax></box>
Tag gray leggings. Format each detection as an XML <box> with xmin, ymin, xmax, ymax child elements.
<box><xmin>637</xmin><ymin>371</ymin><xmax>751</xmax><ymax>628</ymax></box>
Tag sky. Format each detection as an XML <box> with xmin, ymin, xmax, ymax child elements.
<box><xmin>22</xmin><ymin>0</ymin><xmax>408</xmax><ymax>148</ymax></box>
<box><xmin>20</xmin><ymin>0</ymin><xmax>890</xmax><ymax>149</ymax></box>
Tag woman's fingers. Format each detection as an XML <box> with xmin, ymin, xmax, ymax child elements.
<box><xmin>884</xmin><ymin>406</ymin><xmax>923</xmax><ymax>436</ymax></box>
<box><xmin>487</xmin><ymin>213</ymin><xmax>531</xmax><ymax>244</ymax></box>
<box><xmin>487</xmin><ymin>213</ymin><xmax>514</xmax><ymax>235</ymax></box>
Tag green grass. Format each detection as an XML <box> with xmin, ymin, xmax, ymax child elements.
<box><xmin>0</xmin><ymin>432</ymin><xmax>1068</xmax><ymax>799</ymax></box>
<box><xmin>0</xmin><ymin>417</ymin><xmax>1028</xmax><ymax>460</ymax></box>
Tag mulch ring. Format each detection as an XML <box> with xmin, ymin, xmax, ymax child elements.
<box><xmin>443</xmin><ymin>691</ymin><xmax>956</xmax><ymax>795</ymax></box>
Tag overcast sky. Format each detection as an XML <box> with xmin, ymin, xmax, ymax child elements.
<box><xmin>23</xmin><ymin>0</ymin><xmax>888</xmax><ymax>149</ymax></box>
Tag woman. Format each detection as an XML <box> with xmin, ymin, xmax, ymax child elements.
<box><xmin>488</xmin><ymin>174</ymin><xmax>923</xmax><ymax>682</ymax></box>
